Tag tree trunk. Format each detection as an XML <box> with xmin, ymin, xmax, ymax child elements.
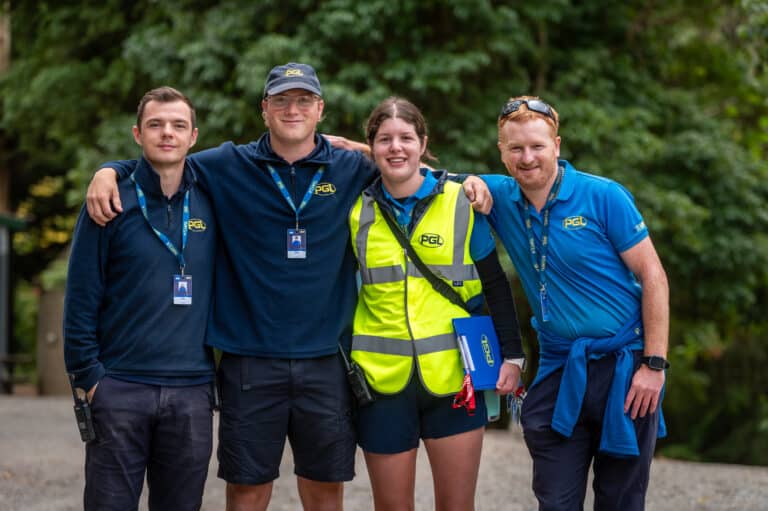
<box><xmin>0</xmin><ymin>0</ymin><xmax>10</xmax><ymax>213</ymax></box>
<box><xmin>0</xmin><ymin>1</ymin><xmax>11</xmax><ymax>391</ymax></box>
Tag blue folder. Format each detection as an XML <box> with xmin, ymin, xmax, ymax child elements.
<box><xmin>452</xmin><ymin>315</ymin><xmax>503</xmax><ymax>391</ymax></box>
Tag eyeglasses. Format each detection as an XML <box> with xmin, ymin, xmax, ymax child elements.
<box><xmin>498</xmin><ymin>99</ymin><xmax>556</xmax><ymax>123</ymax></box>
<box><xmin>267</xmin><ymin>95</ymin><xmax>319</xmax><ymax>110</ymax></box>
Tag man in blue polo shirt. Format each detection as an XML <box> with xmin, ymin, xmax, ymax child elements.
<box><xmin>64</xmin><ymin>87</ymin><xmax>216</xmax><ymax>510</ymax></box>
<box><xmin>482</xmin><ymin>96</ymin><xmax>670</xmax><ymax>510</ymax></box>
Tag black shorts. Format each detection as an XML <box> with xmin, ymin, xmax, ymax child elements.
<box><xmin>356</xmin><ymin>375</ymin><xmax>488</xmax><ymax>454</ymax></box>
<box><xmin>216</xmin><ymin>353</ymin><xmax>356</xmax><ymax>485</ymax></box>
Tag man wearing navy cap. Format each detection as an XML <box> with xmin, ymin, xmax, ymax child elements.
<box><xmin>263</xmin><ymin>62</ymin><xmax>323</xmax><ymax>96</ymax></box>
<box><xmin>85</xmin><ymin>63</ymin><xmax>492</xmax><ymax>511</ymax></box>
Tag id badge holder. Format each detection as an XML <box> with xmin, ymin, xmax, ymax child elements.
<box><xmin>173</xmin><ymin>274</ymin><xmax>193</xmax><ymax>305</ymax></box>
<box><xmin>287</xmin><ymin>228</ymin><xmax>307</xmax><ymax>259</ymax></box>
<box><xmin>539</xmin><ymin>286</ymin><xmax>550</xmax><ymax>322</ymax></box>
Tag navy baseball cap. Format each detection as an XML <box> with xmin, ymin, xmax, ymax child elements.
<box><xmin>263</xmin><ymin>63</ymin><xmax>323</xmax><ymax>98</ymax></box>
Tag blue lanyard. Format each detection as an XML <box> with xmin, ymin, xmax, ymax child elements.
<box><xmin>130</xmin><ymin>172</ymin><xmax>190</xmax><ymax>274</ymax></box>
<box><xmin>266</xmin><ymin>164</ymin><xmax>325</xmax><ymax>228</ymax></box>
<box><xmin>521</xmin><ymin>164</ymin><xmax>565</xmax><ymax>301</ymax></box>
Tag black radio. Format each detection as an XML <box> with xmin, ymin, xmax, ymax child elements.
<box><xmin>68</xmin><ymin>374</ymin><xmax>96</xmax><ymax>443</ymax></box>
<box><xmin>338</xmin><ymin>345</ymin><xmax>375</xmax><ymax>407</ymax></box>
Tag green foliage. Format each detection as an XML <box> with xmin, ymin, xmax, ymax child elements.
<box><xmin>2</xmin><ymin>0</ymin><xmax>767</xmax><ymax>464</ymax></box>
<box><xmin>12</xmin><ymin>280</ymin><xmax>38</xmax><ymax>356</ymax></box>
<box><xmin>39</xmin><ymin>255</ymin><xmax>69</xmax><ymax>292</ymax></box>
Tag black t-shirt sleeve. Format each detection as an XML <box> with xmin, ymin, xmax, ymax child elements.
<box><xmin>475</xmin><ymin>249</ymin><xmax>525</xmax><ymax>359</ymax></box>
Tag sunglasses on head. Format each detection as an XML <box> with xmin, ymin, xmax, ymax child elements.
<box><xmin>498</xmin><ymin>99</ymin><xmax>556</xmax><ymax>122</ymax></box>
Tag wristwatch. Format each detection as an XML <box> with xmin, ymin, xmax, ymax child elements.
<box><xmin>641</xmin><ymin>355</ymin><xmax>670</xmax><ymax>371</ymax></box>
<box><xmin>504</xmin><ymin>357</ymin><xmax>527</xmax><ymax>372</ymax></box>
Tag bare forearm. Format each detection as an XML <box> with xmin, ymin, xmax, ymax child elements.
<box><xmin>620</xmin><ymin>237</ymin><xmax>670</xmax><ymax>357</ymax></box>
<box><xmin>640</xmin><ymin>264</ymin><xmax>669</xmax><ymax>357</ymax></box>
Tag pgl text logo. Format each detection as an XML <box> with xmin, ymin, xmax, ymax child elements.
<box><xmin>419</xmin><ymin>233</ymin><xmax>444</xmax><ymax>247</ymax></box>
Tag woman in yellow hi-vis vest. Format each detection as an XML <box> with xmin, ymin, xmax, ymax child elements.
<box><xmin>348</xmin><ymin>97</ymin><xmax>526</xmax><ymax>510</ymax></box>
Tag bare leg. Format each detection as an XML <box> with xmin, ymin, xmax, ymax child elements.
<box><xmin>226</xmin><ymin>482</ymin><xmax>273</xmax><ymax>511</ymax></box>
<box><xmin>424</xmin><ymin>427</ymin><xmax>484</xmax><ymax>511</ymax></box>
<box><xmin>297</xmin><ymin>477</ymin><xmax>344</xmax><ymax>511</ymax></box>
<box><xmin>363</xmin><ymin>448</ymin><xmax>418</xmax><ymax>511</ymax></box>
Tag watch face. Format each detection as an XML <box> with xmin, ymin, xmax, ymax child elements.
<box><xmin>645</xmin><ymin>356</ymin><xmax>669</xmax><ymax>370</ymax></box>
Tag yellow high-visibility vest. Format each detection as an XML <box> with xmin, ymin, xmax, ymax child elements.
<box><xmin>348</xmin><ymin>180</ymin><xmax>482</xmax><ymax>396</ymax></box>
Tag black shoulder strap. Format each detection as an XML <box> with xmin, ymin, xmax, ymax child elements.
<box><xmin>376</xmin><ymin>200</ymin><xmax>470</xmax><ymax>314</ymax></box>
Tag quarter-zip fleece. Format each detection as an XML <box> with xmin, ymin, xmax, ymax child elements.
<box><xmin>65</xmin><ymin>156</ymin><xmax>217</xmax><ymax>391</ymax></box>
<box><xmin>105</xmin><ymin>134</ymin><xmax>377</xmax><ymax>358</ymax></box>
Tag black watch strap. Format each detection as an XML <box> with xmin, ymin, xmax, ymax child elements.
<box><xmin>641</xmin><ymin>355</ymin><xmax>670</xmax><ymax>371</ymax></box>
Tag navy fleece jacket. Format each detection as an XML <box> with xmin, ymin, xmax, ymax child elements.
<box><xmin>64</xmin><ymin>157</ymin><xmax>216</xmax><ymax>391</ymax></box>
<box><xmin>105</xmin><ymin>134</ymin><xmax>376</xmax><ymax>358</ymax></box>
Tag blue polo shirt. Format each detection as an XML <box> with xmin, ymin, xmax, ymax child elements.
<box><xmin>482</xmin><ymin>160</ymin><xmax>647</xmax><ymax>341</ymax></box>
<box><xmin>482</xmin><ymin>160</ymin><xmax>663</xmax><ymax>457</ymax></box>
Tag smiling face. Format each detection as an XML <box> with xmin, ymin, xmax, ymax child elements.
<box><xmin>366</xmin><ymin>98</ymin><xmax>433</xmax><ymax>198</ymax></box>
<box><xmin>132</xmin><ymin>99</ymin><xmax>197</xmax><ymax>170</ymax></box>
<box><xmin>371</xmin><ymin>117</ymin><xmax>427</xmax><ymax>197</ymax></box>
<box><xmin>498</xmin><ymin>117</ymin><xmax>561</xmax><ymax>204</ymax></box>
<box><xmin>261</xmin><ymin>88</ymin><xmax>324</xmax><ymax>152</ymax></box>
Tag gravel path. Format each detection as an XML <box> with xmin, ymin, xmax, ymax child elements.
<box><xmin>1</xmin><ymin>396</ymin><xmax>766</xmax><ymax>510</ymax></box>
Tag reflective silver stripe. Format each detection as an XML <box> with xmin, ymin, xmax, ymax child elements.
<box><xmin>357</xmin><ymin>196</ymin><xmax>406</xmax><ymax>285</ymax></box>
<box><xmin>353</xmin><ymin>332</ymin><xmax>457</xmax><ymax>356</ymax></box>
<box><xmin>360</xmin><ymin>265</ymin><xmax>404</xmax><ymax>285</ymax></box>
<box><xmin>454</xmin><ymin>191</ymin><xmax>471</xmax><ymax>265</ymax></box>
<box><xmin>353</xmin><ymin>335</ymin><xmax>412</xmax><ymax>356</ymax></box>
<box><xmin>414</xmin><ymin>333</ymin><xmax>459</xmax><ymax>355</ymax></box>
<box><xmin>355</xmin><ymin>195</ymin><xmax>377</xmax><ymax>277</ymax></box>
<box><xmin>408</xmin><ymin>262</ymin><xmax>478</xmax><ymax>282</ymax></box>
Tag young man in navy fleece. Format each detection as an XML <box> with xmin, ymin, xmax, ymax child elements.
<box><xmin>65</xmin><ymin>87</ymin><xmax>216</xmax><ymax>510</ymax></box>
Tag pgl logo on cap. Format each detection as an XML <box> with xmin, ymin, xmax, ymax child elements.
<box><xmin>264</xmin><ymin>62</ymin><xmax>323</xmax><ymax>97</ymax></box>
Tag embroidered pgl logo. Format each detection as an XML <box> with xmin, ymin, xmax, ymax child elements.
<box><xmin>314</xmin><ymin>183</ymin><xmax>336</xmax><ymax>196</ymax></box>
<box><xmin>188</xmin><ymin>219</ymin><xmax>207</xmax><ymax>232</ymax></box>
<box><xmin>563</xmin><ymin>216</ymin><xmax>587</xmax><ymax>230</ymax></box>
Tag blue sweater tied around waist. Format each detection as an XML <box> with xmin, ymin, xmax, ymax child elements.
<box><xmin>531</xmin><ymin>313</ymin><xmax>667</xmax><ymax>457</ymax></box>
